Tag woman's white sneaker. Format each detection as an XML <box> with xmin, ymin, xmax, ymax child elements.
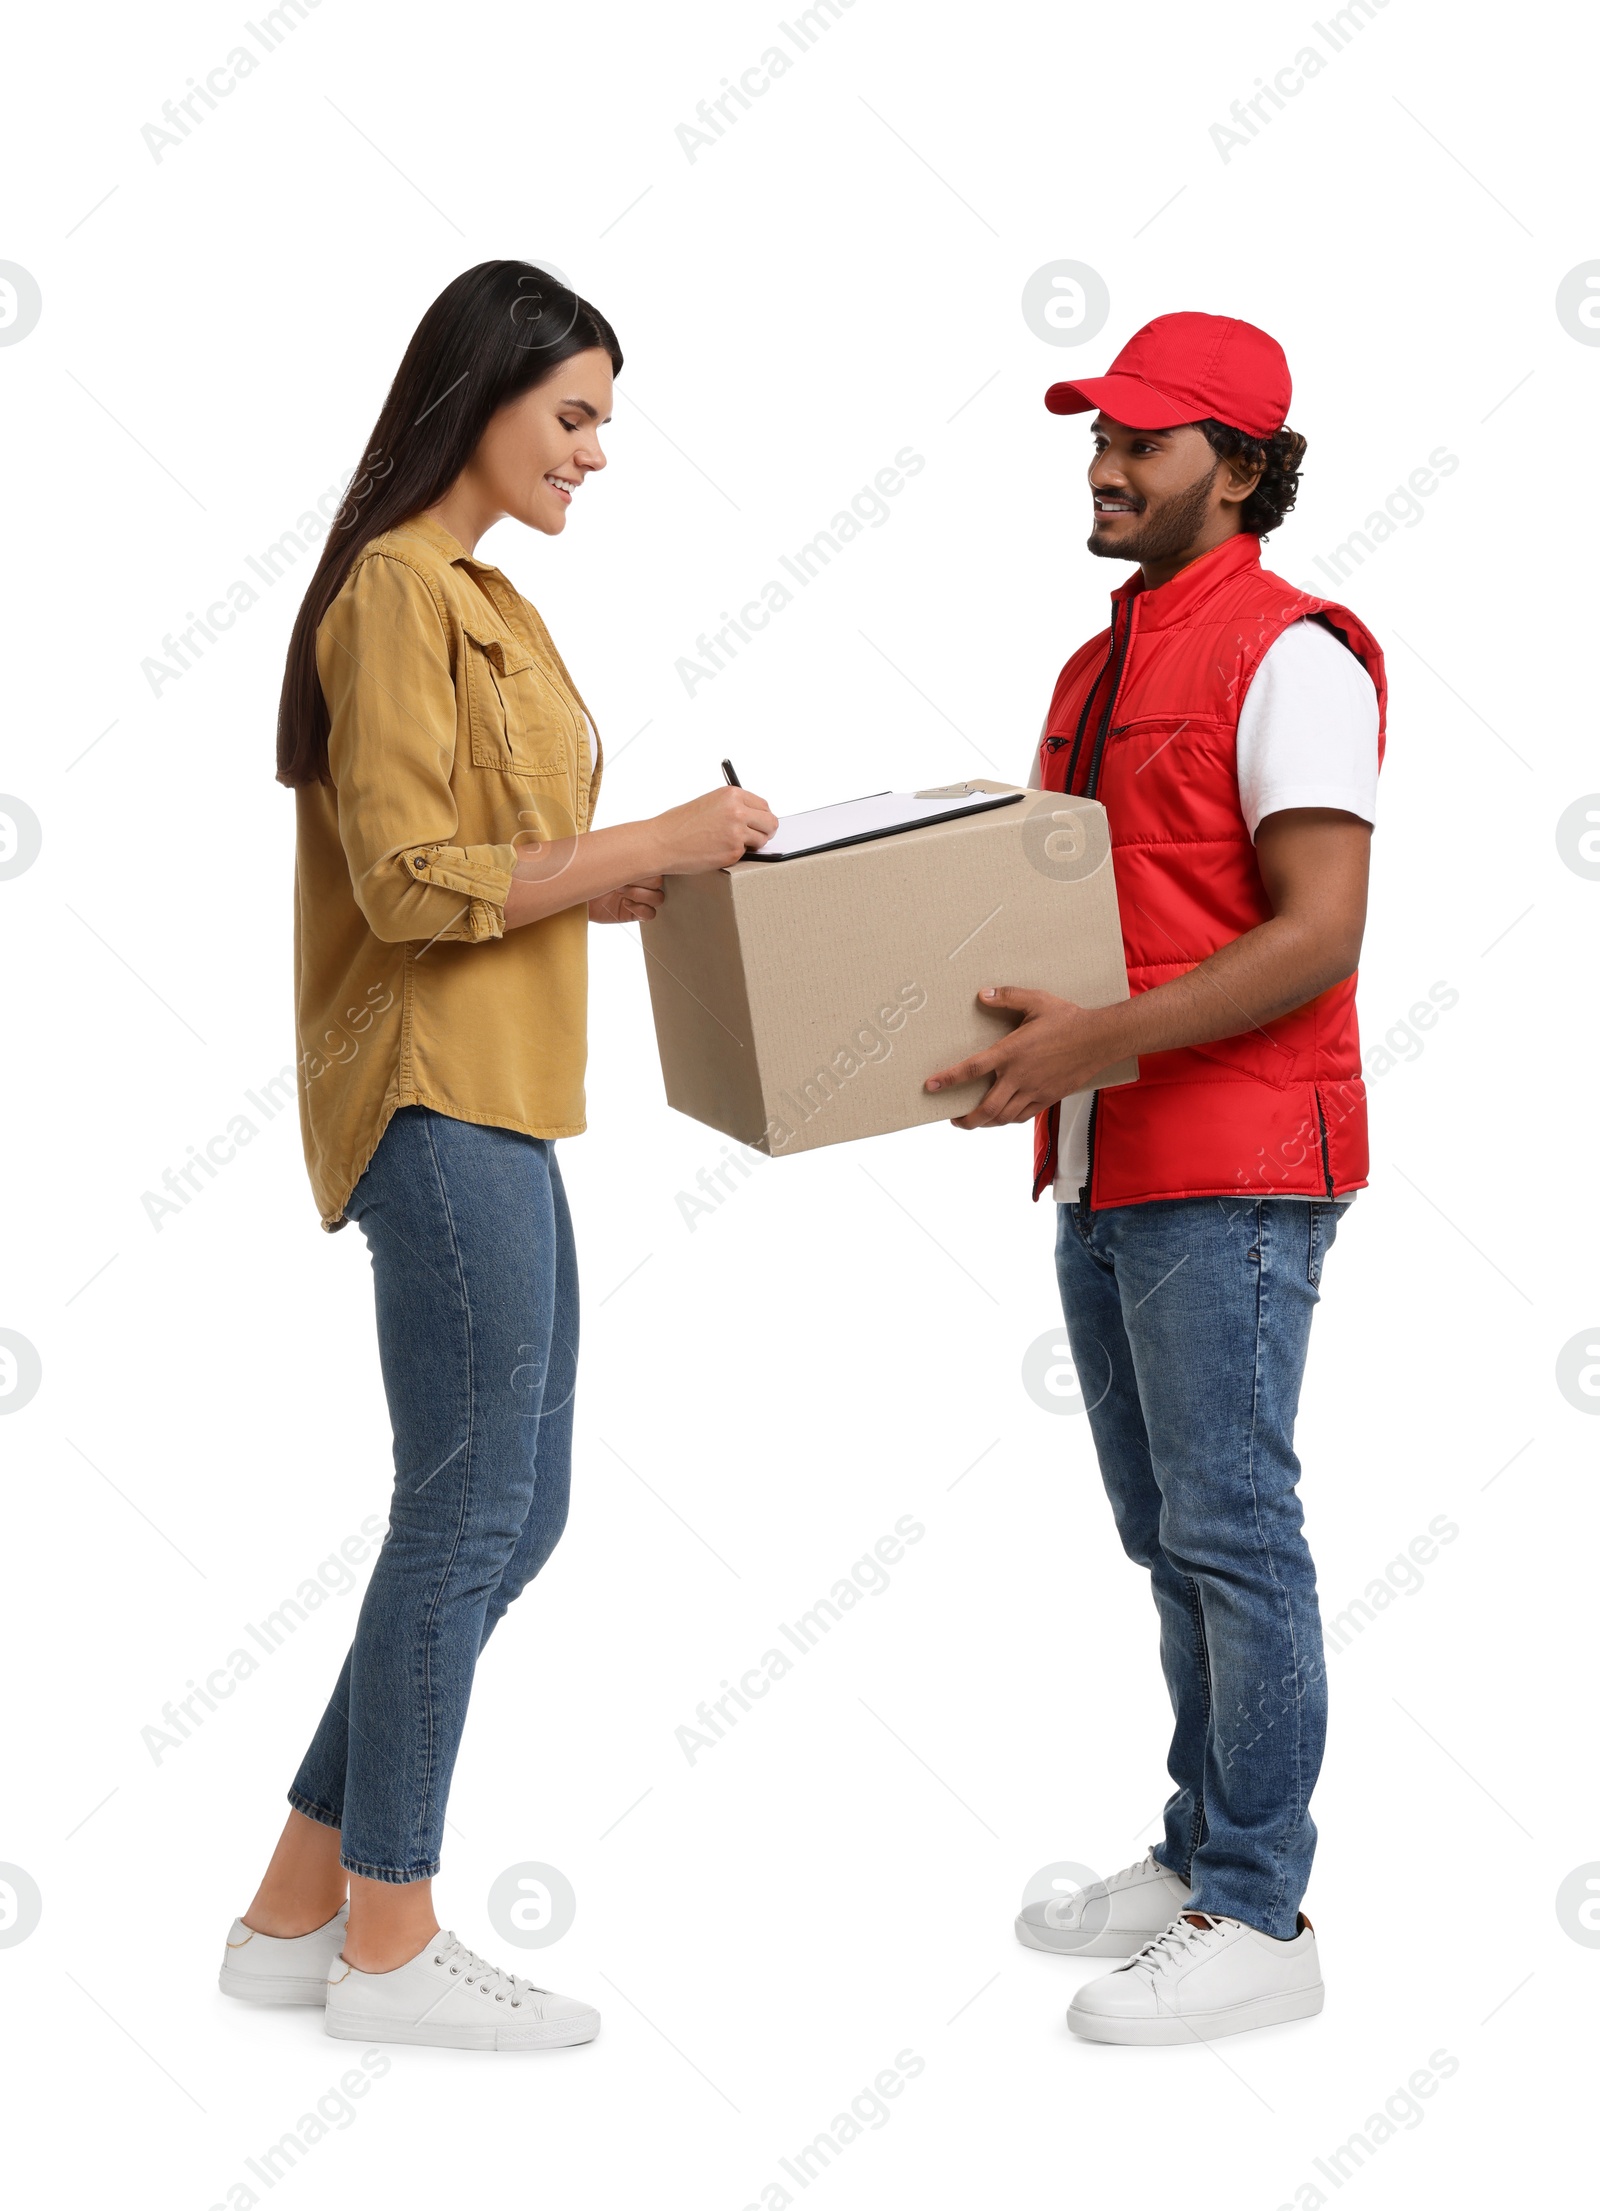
<box><xmin>1067</xmin><ymin>1912</ymin><xmax>1324</xmax><ymax>2044</ymax></box>
<box><xmin>1015</xmin><ymin>1850</ymin><xmax>1191</xmax><ymax>1958</ymax></box>
<box><xmin>324</xmin><ymin>1930</ymin><xmax>600</xmax><ymax>2051</ymax></box>
<box><xmin>219</xmin><ymin>1904</ymin><xmax>349</xmax><ymax>2006</ymax></box>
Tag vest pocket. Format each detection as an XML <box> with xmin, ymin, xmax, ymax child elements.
<box><xmin>1100</xmin><ymin>713</ymin><xmax>1227</xmax><ymax>772</ymax></box>
<box><xmin>463</xmin><ymin>625</ymin><xmax>573</xmax><ymax>776</ymax></box>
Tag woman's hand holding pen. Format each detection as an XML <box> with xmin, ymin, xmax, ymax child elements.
<box><xmin>644</xmin><ymin>785</ymin><xmax>777</xmax><ymax>874</ymax></box>
<box><xmin>511</xmin><ymin>775</ymin><xmax>776</xmax><ymax>932</ymax></box>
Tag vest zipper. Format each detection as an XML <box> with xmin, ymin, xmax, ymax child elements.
<box><xmin>1078</xmin><ymin>1092</ymin><xmax>1101</xmax><ymax>1222</ymax></box>
<box><xmin>1314</xmin><ymin>1090</ymin><xmax>1335</xmax><ymax>1197</ymax></box>
<box><xmin>1082</xmin><ymin>598</ymin><xmax>1136</xmax><ymax>799</ymax></box>
<box><xmin>1049</xmin><ymin>595</ymin><xmax>1136</xmax><ymax>1207</ymax></box>
<box><xmin>1059</xmin><ymin>626</ymin><xmax>1117</xmax><ymax>785</ymax></box>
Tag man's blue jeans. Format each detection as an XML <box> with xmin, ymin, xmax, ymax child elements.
<box><xmin>288</xmin><ymin>1107</ymin><xmax>578</xmax><ymax>1882</ymax></box>
<box><xmin>1054</xmin><ymin>1192</ymin><xmax>1348</xmax><ymax>1939</ymax></box>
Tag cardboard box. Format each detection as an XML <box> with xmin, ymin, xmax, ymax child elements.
<box><xmin>640</xmin><ymin>780</ymin><xmax>1136</xmax><ymax>1157</ymax></box>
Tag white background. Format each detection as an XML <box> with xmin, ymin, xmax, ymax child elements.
<box><xmin>2</xmin><ymin>0</ymin><xmax>1595</xmax><ymax>2204</ymax></box>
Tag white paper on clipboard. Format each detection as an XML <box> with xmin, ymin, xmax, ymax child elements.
<box><xmin>745</xmin><ymin>785</ymin><xmax>1022</xmax><ymax>862</ymax></box>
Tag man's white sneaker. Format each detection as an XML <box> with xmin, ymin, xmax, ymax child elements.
<box><xmin>324</xmin><ymin>1930</ymin><xmax>600</xmax><ymax>2051</ymax></box>
<box><xmin>1015</xmin><ymin>1850</ymin><xmax>1191</xmax><ymax>1958</ymax></box>
<box><xmin>219</xmin><ymin>1904</ymin><xmax>349</xmax><ymax>2006</ymax></box>
<box><xmin>1068</xmin><ymin>1911</ymin><xmax>1324</xmax><ymax>2045</ymax></box>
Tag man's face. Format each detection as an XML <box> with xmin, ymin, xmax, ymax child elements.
<box><xmin>1086</xmin><ymin>415</ymin><xmax>1233</xmax><ymax>565</ymax></box>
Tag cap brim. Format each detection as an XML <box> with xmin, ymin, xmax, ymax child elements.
<box><xmin>1043</xmin><ymin>372</ymin><xmax>1193</xmax><ymax>428</ymax></box>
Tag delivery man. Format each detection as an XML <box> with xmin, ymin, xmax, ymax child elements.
<box><xmin>924</xmin><ymin>312</ymin><xmax>1384</xmax><ymax>2046</ymax></box>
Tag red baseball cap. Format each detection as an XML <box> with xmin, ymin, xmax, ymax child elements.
<box><xmin>1044</xmin><ymin>312</ymin><xmax>1291</xmax><ymax>441</ymax></box>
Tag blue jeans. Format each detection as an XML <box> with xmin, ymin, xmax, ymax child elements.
<box><xmin>288</xmin><ymin>1107</ymin><xmax>578</xmax><ymax>1882</ymax></box>
<box><xmin>1054</xmin><ymin>1193</ymin><xmax>1347</xmax><ymax>1938</ymax></box>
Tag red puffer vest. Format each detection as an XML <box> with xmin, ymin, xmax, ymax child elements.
<box><xmin>1033</xmin><ymin>532</ymin><xmax>1386</xmax><ymax>1206</ymax></box>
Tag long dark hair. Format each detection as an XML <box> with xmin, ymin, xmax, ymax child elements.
<box><xmin>276</xmin><ymin>260</ymin><xmax>622</xmax><ymax>786</ymax></box>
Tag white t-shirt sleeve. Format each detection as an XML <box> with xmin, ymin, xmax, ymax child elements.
<box><xmin>1235</xmin><ymin>617</ymin><xmax>1379</xmax><ymax>838</ymax></box>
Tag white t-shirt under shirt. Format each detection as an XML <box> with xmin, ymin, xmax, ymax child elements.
<box><xmin>1032</xmin><ymin>616</ymin><xmax>1380</xmax><ymax>1205</ymax></box>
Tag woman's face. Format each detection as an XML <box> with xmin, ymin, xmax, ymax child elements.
<box><xmin>471</xmin><ymin>347</ymin><xmax>614</xmax><ymax>535</ymax></box>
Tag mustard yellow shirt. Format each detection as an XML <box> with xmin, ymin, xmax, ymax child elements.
<box><xmin>294</xmin><ymin>513</ymin><xmax>602</xmax><ymax>1229</ymax></box>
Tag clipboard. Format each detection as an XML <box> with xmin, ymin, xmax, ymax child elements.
<box><xmin>744</xmin><ymin>784</ymin><xmax>1023</xmax><ymax>863</ymax></box>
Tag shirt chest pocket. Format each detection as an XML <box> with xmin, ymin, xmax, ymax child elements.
<box><xmin>462</xmin><ymin>624</ymin><xmax>574</xmax><ymax>778</ymax></box>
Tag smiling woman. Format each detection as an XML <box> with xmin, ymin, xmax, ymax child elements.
<box><xmin>220</xmin><ymin>261</ymin><xmax>779</xmax><ymax>2054</ymax></box>
<box><xmin>274</xmin><ymin>261</ymin><xmax>625</xmax><ymax>789</ymax></box>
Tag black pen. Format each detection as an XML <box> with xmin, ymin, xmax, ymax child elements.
<box><xmin>721</xmin><ymin>758</ymin><xmax>741</xmax><ymax>788</ymax></box>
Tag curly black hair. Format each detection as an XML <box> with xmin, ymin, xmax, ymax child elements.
<box><xmin>1193</xmin><ymin>418</ymin><xmax>1307</xmax><ymax>537</ymax></box>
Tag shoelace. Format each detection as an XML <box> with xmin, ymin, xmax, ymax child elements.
<box><xmin>1056</xmin><ymin>1850</ymin><xmax>1163</xmax><ymax>1917</ymax></box>
<box><xmin>1121</xmin><ymin>1914</ymin><xmax>1230</xmax><ymax>1979</ymax></box>
<box><xmin>1099</xmin><ymin>1850</ymin><xmax>1168</xmax><ymax>1894</ymax></box>
<box><xmin>433</xmin><ymin>1933</ymin><xmax>550</xmax><ymax>2009</ymax></box>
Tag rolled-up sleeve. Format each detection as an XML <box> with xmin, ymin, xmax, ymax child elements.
<box><xmin>317</xmin><ymin>554</ymin><xmax>518</xmax><ymax>944</ymax></box>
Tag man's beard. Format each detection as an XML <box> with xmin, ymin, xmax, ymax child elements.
<box><xmin>1087</xmin><ymin>463</ymin><xmax>1219</xmax><ymax>563</ymax></box>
